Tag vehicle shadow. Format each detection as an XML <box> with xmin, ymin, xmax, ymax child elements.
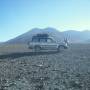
<box><xmin>0</xmin><ymin>51</ymin><xmax>58</xmax><ymax>59</ymax></box>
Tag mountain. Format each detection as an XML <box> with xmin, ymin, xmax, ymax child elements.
<box><xmin>6</xmin><ymin>27</ymin><xmax>64</xmax><ymax>44</ymax></box>
<box><xmin>61</xmin><ymin>30</ymin><xmax>90</xmax><ymax>43</ymax></box>
<box><xmin>85</xmin><ymin>39</ymin><xmax>90</xmax><ymax>43</ymax></box>
<box><xmin>6</xmin><ymin>28</ymin><xmax>90</xmax><ymax>44</ymax></box>
<box><xmin>0</xmin><ymin>42</ymin><xmax>3</xmax><ymax>44</ymax></box>
<box><xmin>0</xmin><ymin>42</ymin><xmax>4</xmax><ymax>46</ymax></box>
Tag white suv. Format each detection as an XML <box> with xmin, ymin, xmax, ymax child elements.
<box><xmin>28</xmin><ymin>36</ymin><xmax>68</xmax><ymax>52</ymax></box>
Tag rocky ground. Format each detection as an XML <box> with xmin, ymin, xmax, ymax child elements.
<box><xmin>0</xmin><ymin>44</ymin><xmax>90</xmax><ymax>90</ymax></box>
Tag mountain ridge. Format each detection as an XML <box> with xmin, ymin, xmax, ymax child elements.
<box><xmin>5</xmin><ymin>27</ymin><xmax>90</xmax><ymax>44</ymax></box>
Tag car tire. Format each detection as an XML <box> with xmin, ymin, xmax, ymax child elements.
<box><xmin>57</xmin><ymin>45</ymin><xmax>65</xmax><ymax>52</ymax></box>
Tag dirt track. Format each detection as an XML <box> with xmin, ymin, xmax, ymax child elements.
<box><xmin>0</xmin><ymin>44</ymin><xmax>90</xmax><ymax>90</ymax></box>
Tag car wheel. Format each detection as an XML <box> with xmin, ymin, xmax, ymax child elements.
<box><xmin>34</xmin><ymin>46</ymin><xmax>41</xmax><ymax>52</ymax></box>
<box><xmin>57</xmin><ymin>45</ymin><xmax>65</xmax><ymax>52</ymax></box>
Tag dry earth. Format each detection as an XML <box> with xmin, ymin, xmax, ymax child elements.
<box><xmin>0</xmin><ymin>44</ymin><xmax>90</xmax><ymax>90</ymax></box>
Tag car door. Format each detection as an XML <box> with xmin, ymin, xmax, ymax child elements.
<box><xmin>46</xmin><ymin>38</ymin><xmax>57</xmax><ymax>50</ymax></box>
<box><xmin>39</xmin><ymin>38</ymin><xmax>48</xmax><ymax>50</ymax></box>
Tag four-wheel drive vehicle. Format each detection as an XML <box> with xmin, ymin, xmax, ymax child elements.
<box><xmin>28</xmin><ymin>34</ymin><xmax>68</xmax><ymax>52</ymax></box>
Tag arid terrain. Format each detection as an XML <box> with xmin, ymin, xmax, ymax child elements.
<box><xmin>0</xmin><ymin>44</ymin><xmax>90</xmax><ymax>90</ymax></box>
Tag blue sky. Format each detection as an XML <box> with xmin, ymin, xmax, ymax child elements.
<box><xmin>0</xmin><ymin>0</ymin><xmax>90</xmax><ymax>41</ymax></box>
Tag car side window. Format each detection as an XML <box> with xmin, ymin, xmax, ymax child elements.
<box><xmin>47</xmin><ymin>39</ymin><xmax>53</xmax><ymax>43</ymax></box>
<box><xmin>40</xmin><ymin>38</ymin><xmax>47</xmax><ymax>42</ymax></box>
<box><xmin>32</xmin><ymin>38</ymin><xmax>39</xmax><ymax>42</ymax></box>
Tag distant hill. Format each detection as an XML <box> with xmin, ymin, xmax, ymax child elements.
<box><xmin>85</xmin><ymin>39</ymin><xmax>90</xmax><ymax>43</ymax></box>
<box><xmin>0</xmin><ymin>42</ymin><xmax>4</xmax><ymax>46</ymax></box>
<box><xmin>6</xmin><ymin>27</ymin><xmax>63</xmax><ymax>44</ymax></box>
<box><xmin>0</xmin><ymin>42</ymin><xmax>3</xmax><ymax>44</ymax></box>
<box><xmin>6</xmin><ymin>28</ymin><xmax>90</xmax><ymax>44</ymax></box>
<box><xmin>61</xmin><ymin>30</ymin><xmax>90</xmax><ymax>43</ymax></box>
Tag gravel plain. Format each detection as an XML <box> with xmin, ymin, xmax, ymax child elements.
<box><xmin>0</xmin><ymin>44</ymin><xmax>90</xmax><ymax>90</ymax></box>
